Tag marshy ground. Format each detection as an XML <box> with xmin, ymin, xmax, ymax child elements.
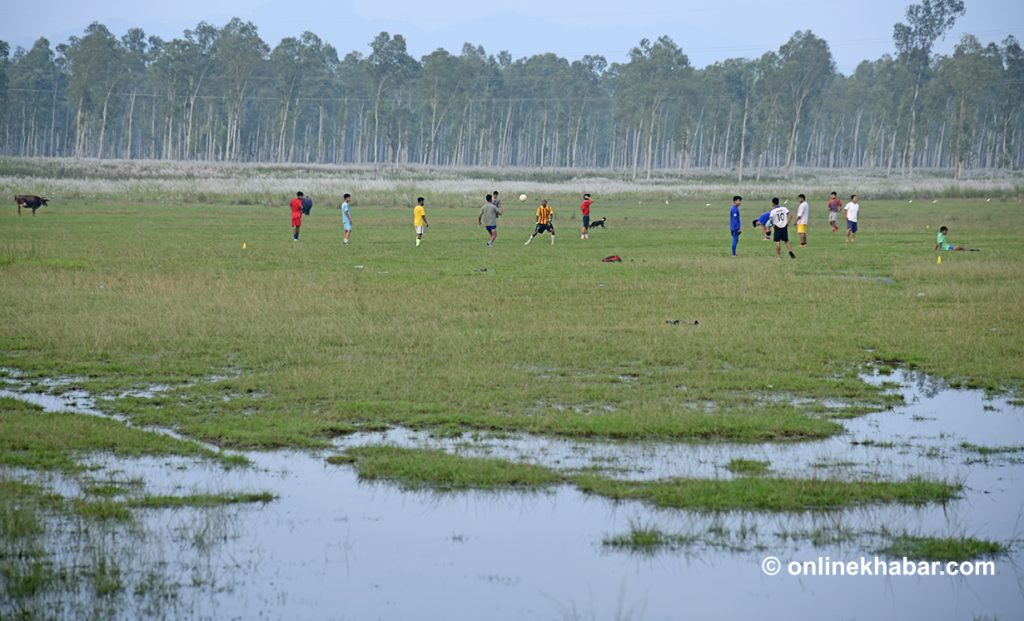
<box><xmin>1</xmin><ymin>160</ymin><xmax>1022</xmax><ymax>619</ymax></box>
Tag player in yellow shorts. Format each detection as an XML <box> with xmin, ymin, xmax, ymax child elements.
<box><xmin>795</xmin><ymin>193</ymin><xmax>809</xmax><ymax>247</ymax></box>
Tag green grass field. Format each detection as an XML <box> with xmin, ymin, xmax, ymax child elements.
<box><xmin>2</xmin><ymin>195</ymin><xmax>1022</xmax><ymax>447</ymax></box>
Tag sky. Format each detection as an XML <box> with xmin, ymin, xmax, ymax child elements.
<box><xmin>2</xmin><ymin>0</ymin><xmax>1023</xmax><ymax>74</ymax></box>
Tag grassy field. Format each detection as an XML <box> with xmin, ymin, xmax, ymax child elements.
<box><xmin>2</xmin><ymin>167</ymin><xmax>1022</xmax><ymax>617</ymax></box>
<box><xmin>2</xmin><ymin>193</ymin><xmax>1022</xmax><ymax>447</ymax></box>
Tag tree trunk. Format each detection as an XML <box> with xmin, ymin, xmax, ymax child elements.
<box><xmin>785</xmin><ymin>97</ymin><xmax>804</xmax><ymax>170</ymax></box>
<box><xmin>646</xmin><ymin>105</ymin><xmax>658</xmax><ymax>179</ymax></box>
<box><xmin>903</xmin><ymin>76</ymin><xmax>921</xmax><ymax>177</ymax></box>
<box><xmin>124</xmin><ymin>90</ymin><xmax>137</xmax><ymax>159</ymax></box>
<box><xmin>738</xmin><ymin>93</ymin><xmax>749</xmax><ymax>183</ymax></box>
<box><xmin>278</xmin><ymin>89</ymin><xmax>292</xmax><ymax>162</ymax></box>
<box><xmin>74</xmin><ymin>96</ymin><xmax>85</xmax><ymax>158</ymax></box>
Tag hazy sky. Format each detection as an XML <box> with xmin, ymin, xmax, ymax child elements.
<box><xmin>3</xmin><ymin>0</ymin><xmax>1023</xmax><ymax>74</ymax></box>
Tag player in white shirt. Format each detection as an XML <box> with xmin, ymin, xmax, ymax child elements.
<box><xmin>796</xmin><ymin>193</ymin><xmax>809</xmax><ymax>247</ymax></box>
<box><xmin>844</xmin><ymin>194</ymin><xmax>860</xmax><ymax>242</ymax></box>
<box><xmin>768</xmin><ymin>197</ymin><xmax>795</xmax><ymax>259</ymax></box>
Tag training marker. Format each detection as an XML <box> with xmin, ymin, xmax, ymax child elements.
<box><xmin>242</xmin><ymin>242</ymin><xmax>247</xmax><ymax>250</ymax></box>
<box><xmin>937</xmin><ymin>255</ymin><xmax>941</xmax><ymax>265</ymax></box>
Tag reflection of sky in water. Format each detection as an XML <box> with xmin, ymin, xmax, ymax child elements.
<box><xmin>2</xmin><ymin>368</ymin><xmax>1023</xmax><ymax>620</ymax></box>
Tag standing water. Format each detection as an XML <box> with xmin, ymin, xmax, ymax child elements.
<box><xmin>1</xmin><ymin>369</ymin><xmax>1022</xmax><ymax>620</ymax></box>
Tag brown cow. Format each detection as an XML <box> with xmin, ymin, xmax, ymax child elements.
<box><xmin>15</xmin><ymin>195</ymin><xmax>48</xmax><ymax>215</ymax></box>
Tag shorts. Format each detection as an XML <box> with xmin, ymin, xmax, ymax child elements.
<box><xmin>847</xmin><ymin>220</ymin><xmax>858</xmax><ymax>233</ymax></box>
<box><xmin>828</xmin><ymin>212</ymin><xmax>838</xmax><ymax>223</ymax></box>
<box><xmin>415</xmin><ymin>225</ymin><xmax>425</xmax><ymax>235</ymax></box>
<box><xmin>797</xmin><ymin>224</ymin><xmax>807</xmax><ymax>234</ymax></box>
<box><xmin>291</xmin><ymin>215</ymin><xmax>302</xmax><ymax>227</ymax></box>
<box><xmin>582</xmin><ymin>215</ymin><xmax>590</xmax><ymax>228</ymax></box>
<box><xmin>943</xmin><ymin>243</ymin><xmax>953</xmax><ymax>251</ymax></box>
<box><xmin>485</xmin><ymin>225</ymin><xmax>497</xmax><ymax>232</ymax></box>
<box><xmin>343</xmin><ymin>219</ymin><xmax>352</xmax><ymax>232</ymax></box>
<box><xmin>773</xmin><ymin>226</ymin><xmax>789</xmax><ymax>243</ymax></box>
<box><xmin>535</xmin><ymin>223</ymin><xmax>554</xmax><ymax>234</ymax></box>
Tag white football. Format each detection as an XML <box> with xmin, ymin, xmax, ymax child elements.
<box><xmin>519</xmin><ymin>194</ymin><xmax>527</xmax><ymax>202</ymax></box>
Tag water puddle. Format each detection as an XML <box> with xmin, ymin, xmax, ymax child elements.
<box><xmin>2</xmin><ymin>369</ymin><xmax>1023</xmax><ymax>619</ymax></box>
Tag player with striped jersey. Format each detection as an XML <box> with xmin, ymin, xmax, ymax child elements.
<box><xmin>525</xmin><ymin>199</ymin><xmax>556</xmax><ymax>245</ymax></box>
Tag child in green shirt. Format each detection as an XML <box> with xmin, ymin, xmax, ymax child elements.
<box><xmin>935</xmin><ymin>226</ymin><xmax>967</xmax><ymax>251</ymax></box>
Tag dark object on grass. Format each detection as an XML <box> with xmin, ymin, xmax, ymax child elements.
<box><xmin>590</xmin><ymin>217</ymin><xmax>607</xmax><ymax>229</ymax></box>
<box><xmin>478</xmin><ymin>268</ymin><xmax>488</xmax><ymax>272</ymax></box>
<box><xmin>15</xmin><ymin>195</ymin><xmax>48</xmax><ymax>215</ymax></box>
<box><xmin>300</xmin><ymin>196</ymin><xmax>313</xmax><ymax>215</ymax></box>
<box><xmin>601</xmin><ymin>255</ymin><xmax>622</xmax><ymax>262</ymax></box>
<box><xmin>666</xmin><ymin>320</ymin><xmax>700</xmax><ymax>325</ymax></box>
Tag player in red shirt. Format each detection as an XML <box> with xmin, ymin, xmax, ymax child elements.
<box><xmin>580</xmin><ymin>193</ymin><xmax>593</xmax><ymax>239</ymax></box>
<box><xmin>290</xmin><ymin>192</ymin><xmax>304</xmax><ymax>241</ymax></box>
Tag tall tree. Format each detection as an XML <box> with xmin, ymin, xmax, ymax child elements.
<box><xmin>212</xmin><ymin>19</ymin><xmax>268</xmax><ymax>160</ymax></box>
<box><xmin>771</xmin><ymin>31</ymin><xmax>835</xmax><ymax>170</ymax></box>
<box><xmin>615</xmin><ymin>36</ymin><xmax>692</xmax><ymax>178</ymax></box>
<box><xmin>119</xmin><ymin>28</ymin><xmax>150</xmax><ymax>159</ymax></box>
<box><xmin>0</xmin><ymin>41</ymin><xmax>9</xmax><ymax>153</ymax></box>
<box><xmin>893</xmin><ymin>0</ymin><xmax>966</xmax><ymax>175</ymax></box>
<box><xmin>62</xmin><ymin>23</ymin><xmax>125</xmax><ymax>157</ymax></box>
<box><xmin>937</xmin><ymin>35</ymin><xmax>1000</xmax><ymax>178</ymax></box>
<box><xmin>6</xmin><ymin>38</ymin><xmax>60</xmax><ymax>155</ymax></box>
<box><xmin>366</xmin><ymin>32</ymin><xmax>418</xmax><ymax>163</ymax></box>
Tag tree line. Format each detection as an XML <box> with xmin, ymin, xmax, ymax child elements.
<box><xmin>1</xmin><ymin>0</ymin><xmax>1021</xmax><ymax>179</ymax></box>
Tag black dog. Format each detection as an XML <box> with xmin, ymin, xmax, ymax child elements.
<box><xmin>15</xmin><ymin>195</ymin><xmax>48</xmax><ymax>215</ymax></box>
<box><xmin>589</xmin><ymin>217</ymin><xmax>607</xmax><ymax>229</ymax></box>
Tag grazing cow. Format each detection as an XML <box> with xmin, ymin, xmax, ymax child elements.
<box><xmin>15</xmin><ymin>195</ymin><xmax>48</xmax><ymax>215</ymax></box>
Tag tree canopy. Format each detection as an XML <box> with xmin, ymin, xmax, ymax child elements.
<box><xmin>1</xmin><ymin>6</ymin><xmax>1021</xmax><ymax>177</ymax></box>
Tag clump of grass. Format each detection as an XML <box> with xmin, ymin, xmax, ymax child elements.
<box><xmin>849</xmin><ymin>439</ymin><xmax>899</xmax><ymax>449</ymax></box>
<box><xmin>90</xmin><ymin>553</ymin><xmax>123</xmax><ymax>597</ymax></box>
<box><xmin>340</xmin><ymin>445</ymin><xmax>563</xmax><ymax>490</ymax></box>
<box><xmin>0</xmin><ymin>480</ymin><xmax>57</xmax><ymax>539</ymax></box>
<box><xmin>82</xmin><ymin>478</ymin><xmax>144</xmax><ymax>498</ymax></box>
<box><xmin>0</xmin><ymin>478</ymin><xmax>69</xmax><ymax>606</ymax></box>
<box><xmin>602</xmin><ymin>523</ymin><xmax>696</xmax><ymax>554</ymax></box>
<box><xmin>726</xmin><ymin>459</ymin><xmax>770</xmax><ymax>476</ymax></box>
<box><xmin>72</xmin><ymin>499</ymin><xmax>132</xmax><ymax>521</ymax></box>
<box><xmin>959</xmin><ymin>442</ymin><xmax>1024</xmax><ymax>455</ymax></box>
<box><xmin>879</xmin><ymin>535</ymin><xmax>1008</xmax><ymax>562</ymax></box>
<box><xmin>0</xmin><ymin>397</ymin><xmax>234</xmax><ymax>471</ymax></box>
<box><xmin>325</xmin><ymin>454</ymin><xmax>357</xmax><ymax>465</ymax></box>
<box><xmin>775</xmin><ymin>525</ymin><xmax>859</xmax><ymax>546</ymax></box>
<box><xmin>573</xmin><ymin>475</ymin><xmax>961</xmax><ymax>513</ymax></box>
<box><xmin>128</xmin><ymin>492</ymin><xmax>275</xmax><ymax>509</ymax></box>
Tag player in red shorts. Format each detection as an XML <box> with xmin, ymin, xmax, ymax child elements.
<box><xmin>290</xmin><ymin>192</ymin><xmax>304</xmax><ymax>241</ymax></box>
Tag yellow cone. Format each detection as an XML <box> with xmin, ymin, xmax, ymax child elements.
<box><xmin>937</xmin><ymin>255</ymin><xmax>942</xmax><ymax>265</ymax></box>
<box><xmin>242</xmin><ymin>242</ymin><xmax>247</xmax><ymax>250</ymax></box>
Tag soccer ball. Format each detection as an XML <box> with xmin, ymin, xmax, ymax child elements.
<box><xmin>519</xmin><ymin>194</ymin><xmax>527</xmax><ymax>202</ymax></box>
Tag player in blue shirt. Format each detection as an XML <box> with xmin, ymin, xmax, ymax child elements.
<box><xmin>341</xmin><ymin>193</ymin><xmax>352</xmax><ymax>245</ymax></box>
<box><xmin>752</xmin><ymin>210</ymin><xmax>772</xmax><ymax>240</ymax></box>
<box><xmin>729</xmin><ymin>195</ymin><xmax>742</xmax><ymax>256</ymax></box>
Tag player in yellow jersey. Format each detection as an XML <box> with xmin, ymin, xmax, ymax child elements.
<box><xmin>525</xmin><ymin>199</ymin><xmax>555</xmax><ymax>245</ymax></box>
<box><xmin>413</xmin><ymin>196</ymin><xmax>429</xmax><ymax>246</ymax></box>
